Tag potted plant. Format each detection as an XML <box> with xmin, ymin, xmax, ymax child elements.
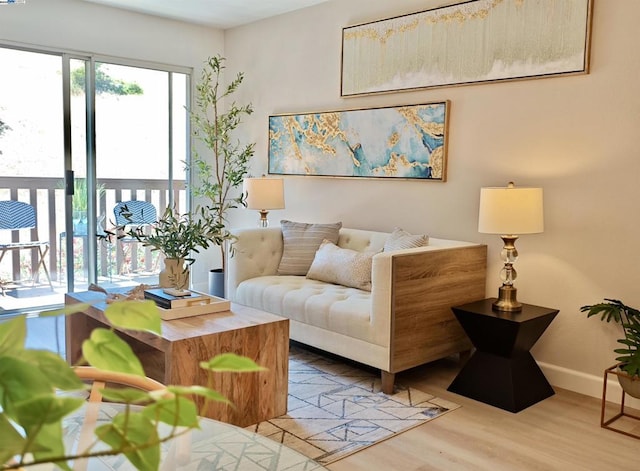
<box><xmin>0</xmin><ymin>300</ymin><xmax>262</xmax><ymax>470</ymax></box>
<box><xmin>115</xmin><ymin>205</ymin><xmax>221</xmax><ymax>290</ymax></box>
<box><xmin>580</xmin><ymin>298</ymin><xmax>640</xmax><ymax>398</ymax></box>
<box><xmin>188</xmin><ymin>55</ymin><xmax>255</xmax><ymax>297</ymax></box>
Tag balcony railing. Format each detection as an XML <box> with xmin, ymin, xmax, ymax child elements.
<box><xmin>0</xmin><ymin>176</ymin><xmax>186</xmax><ymax>284</ymax></box>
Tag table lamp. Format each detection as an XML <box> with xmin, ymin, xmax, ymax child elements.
<box><xmin>478</xmin><ymin>182</ymin><xmax>544</xmax><ymax>312</ymax></box>
<box><xmin>243</xmin><ymin>176</ymin><xmax>285</xmax><ymax>227</ymax></box>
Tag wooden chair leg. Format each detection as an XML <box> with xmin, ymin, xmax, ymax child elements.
<box><xmin>381</xmin><ymin>371</ymin><xmax>395</xmax><ymax>395</ymax></box>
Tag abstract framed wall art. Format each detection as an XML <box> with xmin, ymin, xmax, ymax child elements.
<box><xmin>268</xmin><ymin>101</ymin><xmax>449</xmax><ymax>181</ymax></box>
<box><xmin>341</xmin><ymin>0</ymin><xmax>593</xmax><ymax>96</ymax></box>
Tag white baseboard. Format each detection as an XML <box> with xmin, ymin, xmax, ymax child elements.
<box><xmin>538</xmin><ymin>361</ymin><xmax>640</xmax><ymax>410</ymax></box>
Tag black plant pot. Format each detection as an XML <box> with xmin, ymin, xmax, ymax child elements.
<box><xmin>208</xmin><ymin>268</ymin><xmax>225</xmax><ymax>298</ymax></box>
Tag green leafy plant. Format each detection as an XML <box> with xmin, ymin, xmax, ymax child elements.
<box><xmin>0</xmin><ymin>301</ymin><xmax>263</xmax><ymax>470</ymax></box>
<box><xmin>188</xmin><ymin>55</ymin><xmax>255</xmax><ymax>272</ymax></box>
<box><xmin>55</xmin><ymin>178</ymin><xmax>106</xmax><ymax>216</ymax></box>
<box><xmin>580</xmin><ymin>298</ymin><xmax>640</xmax><ymax>377</ymax></box>
<box><xmin>109</xmin><ymin>205</ymin><xmax>222</xmax><ymax>266</ymax></box>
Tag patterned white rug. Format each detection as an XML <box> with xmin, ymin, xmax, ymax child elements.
<box><xmin>246</xmin><ymin>345</ymin><xmax>460</xmax><ymax>465</ymax></box>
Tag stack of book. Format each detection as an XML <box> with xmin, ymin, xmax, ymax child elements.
<box><xmin>143</xmin><ymin>288</ymin><xmax>208</xmax><ymax>310</ymax></box>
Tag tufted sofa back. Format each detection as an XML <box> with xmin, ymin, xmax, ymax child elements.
<box><xmin>336</xmin><ymin>228</ymin><xmax>389</xmax><ymax>253</ymax></box>
<box><xmin>227</xmin><ymin>227</ymin><xmax>391</xmax><ymax>301</ymax></box>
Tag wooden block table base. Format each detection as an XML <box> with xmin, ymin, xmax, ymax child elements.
<box><xmin>65</xmin><ymin>291</ymin><xmax>289</xmax><ymax>427</ymax></box>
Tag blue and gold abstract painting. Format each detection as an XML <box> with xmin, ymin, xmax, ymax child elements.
<box><xmin>268</xmin><ymin>102</ymin><xmax>449</xmax><ymax>181</ymax></box>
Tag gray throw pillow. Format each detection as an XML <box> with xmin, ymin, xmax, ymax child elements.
<box><xmin>306</xmin><ymin>240</ymin><xmax>376</xmax><ymax>291</ymax></box>
<box><xmin>383</xmin><ymin>227</ymin><xmax>429</xmax><ymax>251</ymax></box>
<box><xmin>277</xmin><ymin>220</ymin><xmax>342</xmax><ymax>275</ymax></box>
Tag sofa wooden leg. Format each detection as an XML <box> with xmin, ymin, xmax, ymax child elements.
<box><xmin>381</xmin><ymin>371</ymin><xmax>395</xmax><ymax>394</ymax></box>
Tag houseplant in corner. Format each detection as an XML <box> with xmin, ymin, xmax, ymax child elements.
<box><xmin>0</xmin><ymin>301</ymin><xmax>263</xmax><ymax>470</ymax></box>
<box><xmin>188</xmin><ymin>55</ymin><xmax>255</xmax><ymax>297</ymax></box>
<box><xmin>114</xmin><ymin>205</ymin><xmax>221</xmax><ymax>290</ymax></box>
<box><xmin>581</xmin><ymin>298</ymin><xmax>640</xmax><ymax>398</ymax></box>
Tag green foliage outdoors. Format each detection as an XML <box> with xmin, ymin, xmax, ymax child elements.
<box><xmin>0</xmin><ymin>118</ymin><xmax>10</xmax><ymax>155</ymax></box>
<box><xmin>0</xmin><ymin>301</ymin><xmax>264</xmax><ymax>470</ymax></box>
<box><xmin>188</xmin><ymin>55</ymin><xmax>255</xmax><ymax>272</ymax></box>
<box><xmin>580</xmin><ymin>298</ymin><xmax>640</xmax><ymax>377</ymax></box>
<box><xmin>0</xmin><ymin>118</ymin><xmax>9</xmax><ymax>137</ymax></box>
<box><xmin>71</xmin><ymin>64</ymin><xmax>143</xmax><ymax>96</ymax></box>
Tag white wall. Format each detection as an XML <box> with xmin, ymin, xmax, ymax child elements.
<box><xmin>0</xmin><ymin>0</ymin><xmax>222</xmax><ymax>67</ymax></box>
<box><xmin>224</xmin><ymin>0</ymin><xmax>640</xmax><ymax>401</ymax></box>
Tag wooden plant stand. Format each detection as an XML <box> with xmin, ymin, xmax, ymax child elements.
<box><xmin>601</xmin><ymin>364</ymin><xmax>640</xmax><ymax>440</ymax></box>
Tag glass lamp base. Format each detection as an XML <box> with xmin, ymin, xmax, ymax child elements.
<box><xmin>258</xmin><ymin>210</ymin><xmax>269</xmax><ymax>228</ymax></box>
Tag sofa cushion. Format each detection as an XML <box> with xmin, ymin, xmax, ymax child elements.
<box><xmin>277</xmin><ymin>220</ymin><xmax>342</xmax><ymax>275</ymax></box>
<box><xmin>306</xmin><ymin>240</ymin><xmax>376</xmax><ymax>291</ymax></box>
<box><xmin>235</xmin><ymin>275</ymin><xmax>379</xmax><ymax>345</ymax></box>
<box><xmin>383</xmin><ymin>227</ymin><xmax>429</xmax><ymax>251</ymax></box>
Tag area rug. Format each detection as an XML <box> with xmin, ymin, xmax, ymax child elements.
<box><xmin>246</xmin><ymin>346</ymin><xmax>460</xmax><ymax>465</ymax></box>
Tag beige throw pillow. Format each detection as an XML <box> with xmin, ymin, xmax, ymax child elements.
<box><xmin>383</xmin><ymin>227</ymin><xmax>429</xmax><ymax>251</ymax></box>
<box><xmin>306</xmin><ymin>240</ymin><xmax>376</xmax><ymax>291</ymax></box>
<box><xmin>277</xmin><ymin>220</ymin><xmax>342</xmax><ymax>275</ymax></box>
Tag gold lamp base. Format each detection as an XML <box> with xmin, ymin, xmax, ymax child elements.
<box><xmin>492</xmin><ymin>285</ymin><xmax>523</xmax><ymax>312</ymax></box>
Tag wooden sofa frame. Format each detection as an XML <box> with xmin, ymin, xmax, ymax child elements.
<box><xmin>381</xmin><ymin>244</ymin><xmax>487</xmax><ymax>393</ymax></box>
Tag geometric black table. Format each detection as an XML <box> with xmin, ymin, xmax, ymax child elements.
<box><xmin>447</xmin><ymin>298</ymin><xmax>559</xmax><ymax>413</ymax></box>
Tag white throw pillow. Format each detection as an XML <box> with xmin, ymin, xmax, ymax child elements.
<box><xmin>383</xmin><ymin>227</ymin><xmax>429</xmax><ymax>251</ymax></box>
<box><xmin>277</xmin><ymin>220</ymin><xmax>342</xmax><ymax>275</ymax></box>
<box><xmin>306</xmin><ymin>240</ymin><xmax>376</xmax><ymax>291</ymax></box>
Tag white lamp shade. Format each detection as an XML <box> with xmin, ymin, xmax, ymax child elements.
<box><xmin>243</xmin><ymin>177</ymin><xmax>285</xmax><ymax>210</ymax></box>
<box><xmin>478</xmin><ymin>184</ymin><xmax>544</xmax><ymax>235</ymax></box>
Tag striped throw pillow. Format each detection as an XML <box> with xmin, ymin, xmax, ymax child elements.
<box><xmin>383</xmin><ymin>227</ymin><xmax>429</xmax><ymax>251</ymax></box>
<box><xmin>277</xmin><ymin>220</ymin><xmax>342</xmax><ymax>275</ymax></box>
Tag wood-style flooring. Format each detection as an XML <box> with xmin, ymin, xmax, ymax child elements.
<box><xmin>326</xmin><ymin>356</ymin><xmax>639</xmax><ymax>471</ymax></box>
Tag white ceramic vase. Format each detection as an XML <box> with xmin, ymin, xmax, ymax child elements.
<box><xmin>159</xmin><ymin>258</ymin><xmax>189</xmax><ymax>290</ymax></box>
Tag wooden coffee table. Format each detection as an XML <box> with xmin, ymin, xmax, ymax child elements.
<box><xmin>65</xmin><ymin>290</ymin><xmax>289</xmax><ymax>427</ymax></box>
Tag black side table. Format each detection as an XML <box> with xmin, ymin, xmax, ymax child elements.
<box><xmin>447</xmin><ymin>298</ymin><xmax>558</xmax><ymax>413</ymax></box>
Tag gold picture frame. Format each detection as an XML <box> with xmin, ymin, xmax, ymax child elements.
<box><xmin>341</xmin><ymin>0</ymin><xmax>593</xmax><ymax>97</ymax></box>
<box><xmin>268</xmin><ymin>101</ymin><xmax>449</xmax><ymax>181</ymax></box>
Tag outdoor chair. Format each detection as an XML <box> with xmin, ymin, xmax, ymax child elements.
<box><xmin>0</xmin><ymin>200</ymin><xmax>53</xmax><ymax>291</ymax></box>
<box><xmin>113</xmin><ymin>200</ymin><xmax>157</xmax><ymax>275</ymax></box>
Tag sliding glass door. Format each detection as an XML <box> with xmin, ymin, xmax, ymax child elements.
<box><xmin>0</xmin><ymin>44</ymin><xmax>190</xmax><ymax>314</ymax></box>
<box><xmin>0</xmin><ymin>47</ymin><xmax>68</xmax><ymax>313</ymax></box>
<box><xmin>94</xmin><ymin>61</ymin><xmax>188</xmax><ymax>284</ymax></box>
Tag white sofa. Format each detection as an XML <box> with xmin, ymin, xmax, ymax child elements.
<box><xmin>227</xmin><ymin>227</ymin><xmax>487</xmax><ymax>393</ymax></box>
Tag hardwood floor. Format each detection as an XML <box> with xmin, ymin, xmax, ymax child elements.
<box><xmin>326</xmin><ymin>356</ymin><xmax>639</xmax><ymax>471</ymax></box>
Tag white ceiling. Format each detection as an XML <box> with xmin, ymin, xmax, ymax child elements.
<box><xmin>81</xmin><ymin>0</ymin><xmax>332</xmax><ymax>29</ymax></box>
